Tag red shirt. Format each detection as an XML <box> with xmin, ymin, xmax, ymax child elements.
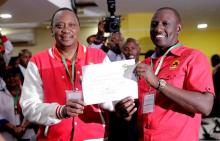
<box><xmin>138</xmin><ymin>45</ymin><xmax>214</xmax><ymax>141</ymax></box>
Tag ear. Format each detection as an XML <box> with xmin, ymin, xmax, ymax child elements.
<box><xmin>50</xmin><ymin>26</ymin><xmax>54</xmax><ymax>36</ymax></box>
<box><xmin>177</xmin><ymin>24</ymin><xmax>182</xmax><ymax>34</ymax></box>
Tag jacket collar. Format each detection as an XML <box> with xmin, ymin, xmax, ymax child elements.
<box><xmin>51</xmin><ymin>42</ymin><xmax>87</xmax><ymax>63</ymax></box>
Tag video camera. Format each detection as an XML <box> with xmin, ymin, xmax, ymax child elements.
<box><xmin>105</xmin><ymin>0</ymin><xmax>120</xmax><ymax>33</ymax></box>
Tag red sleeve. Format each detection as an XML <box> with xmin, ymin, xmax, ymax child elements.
<box><xmin>186</xmin><ymin>51</ymin><xmax>215</xmax><ymax>95</ymax></box>
<box><xmin>1</xmin><ymin>35</ymin><xmax>8</xmax><ymax>43</ymax></box>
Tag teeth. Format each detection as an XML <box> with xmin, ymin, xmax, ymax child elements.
<box><xmin>129</xmin><ymin>55</ymin><xmax>134</xmax><ymax>59</ymax></box>
<box><xmin>156</xmin><ymin>35</ymin><xmax>165</xmax><ymax>38</ymax></box>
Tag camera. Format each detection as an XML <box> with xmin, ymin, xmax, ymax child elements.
<box><xmin>105</xmin><ymin>16</ymin><xmax>120</xmax><ymax>33</ymax></box>
<box><xmin>105</xmin><ymin>0</ymin><xmax>120</xmax><ymax>33</ymax></box>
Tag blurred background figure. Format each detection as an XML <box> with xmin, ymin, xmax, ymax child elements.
<box><xmin>18</xmin><ymin>49</ymin><xmax>32</xmax><ymax>69</ymax></box>
<box><xmin>0</xmin><ymin>67</ymin><xmax>36</xmax><ymax>141</ymax></box>
<box><xmin>0</xmin><ymin>55</ymin><xmax>6</xmax><ymax>91</ymax></box>
<box><xmin>108</xmin><ymin>37</ymin><xmax>140</xmax><ymax>141</ymax></box>
<box><xmin>17</xmin><ymin>49</ymin><xmax>32</xmax><ymax>84</ymax></box>
<box><xmin>0</xmin><ymin>31</ymin><xmax>14</xmax><ymax>66</ymax></box>
<box><xmin>0</xmin><ymin>31</ymin><xmax>14</xmax><ymax>92</ymax></box>
<box><xmin>90</xmin><ymin>19</ymin><xmax>126</xmax><ymax>61</ymax></box>
<box><xmin>122</xmin><ymin>37</ymin><xmax>140</xmax><ymax>63</ymax></box>
<box><xmin>8</xmin><ymin>56</ymin><xmax>20</xmax><ymax>69</ymax></box>
<box><xmin>210</xmin><ymin>54</ymin><xmax>220</xmax><ymax>117</ymax></box>
<box><xmin>86</xmin><ymin>34</ymin><xmax>96</xmax><ymax>45</ymax></box>
<box><xmin>109</xmin><ymin>38</ymin><xmax>140</xmax><ymax>141</ymax></box>
<box><xmin>106</xmin><ymin>32</ymin><xmax>125</xmax><ymax>61</ymax></box>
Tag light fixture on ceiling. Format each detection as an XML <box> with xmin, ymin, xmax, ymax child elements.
<box><xmin>197</xmin><ymin>23</ymin><xmax>208</xmax><ymax>29</ymax></box>
<box><xmin>0</xmin><ymin>13</ymin><xmax>12</xmax><ymax>19</ymax></box>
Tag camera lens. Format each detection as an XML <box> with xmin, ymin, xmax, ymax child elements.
<box><xmin>110</xmin><ymin>22</ymin><xmax>119</xmax><ymax>31</ymax></box>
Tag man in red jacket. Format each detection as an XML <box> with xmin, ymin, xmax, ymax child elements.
<box><xmin>20</xmin><ymin>8</ymin><xmax>113</xmax><ymax>141</ymax></box>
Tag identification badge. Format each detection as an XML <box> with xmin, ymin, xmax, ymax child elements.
<box><xmin>143</xmin><ymin>93</ymin><xmax>155</xmax><ymax>114</ymax></box>
<box><xmin>66</xmin><ymin>90</ymin><xmax>82</xmax><ymax>101</ymax></box>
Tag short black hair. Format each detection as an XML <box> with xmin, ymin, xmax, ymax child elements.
<box><xmin>50</xmin><ymin>7</ymin><xmax>79</xmax><ymax>28</ymax></box>
<box><xmin>123</xmin><ymin>38</ymin><xmax>139</xmax><ymax>47</ymax></box>
<box><xmin>156</xmin><ymin>7</ymin><xmax>181</xmax><ymax>23</ymax></box>
<box><xmin>86</xmin><ymin>34</ymin><xmax>96</xmax><ymax>44</ymax></box>
<box><xmin>18</xmin><ymin>49</ymin><xmax>32</xmax><ymax>57</ymax></box>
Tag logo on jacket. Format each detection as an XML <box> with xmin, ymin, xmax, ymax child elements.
<box><xmin>170</xmin><ymin>60</ymin><xmax>180</xmax><ymax>69</ymax></box>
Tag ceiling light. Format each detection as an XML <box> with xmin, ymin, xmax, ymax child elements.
<box><xmin>0</xmin><ymin>28</ymin><xmax>2</xmax><ymax>31</ymax></box>
<box><xmin>197</xmin><ymin>23</ymin><xmax>208</xmax><ymax>29</ymax></box>
<box><xmin>0</xmin><ymin>13</ymin><xmax>12</xmax><ymax>19</ymax></box>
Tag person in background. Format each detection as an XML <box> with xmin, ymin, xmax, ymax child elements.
<box><xmin>122</xmin><ymin>37</ymin><xmax>141</xmax><ymax>63</ymax></box>
<box><xmin>210</xmin><ymin>54</ymin><xmax>220</xmax><ymax>117</ymax></box>
<box><xmin>0</xmin><ymin>54</ymin><xmax>7</xmax><ymax>92</ymax></box>
<box><xmin>17</xmin><ymin>49</ymin><xmax>32</xmax><ymax>83</ymax></box>
<box><xmin>116</xmin><ymin>7</ymin><xmax>214</xmax><ymax>141</ymax></box>
<box><xmin>20</xmin><ymin>8</ymin><xmax>113</xmax><ymax>141</ymax></box>
<box><xmin>108</xmin><ymin>37</ymin><xmax>140</xmax><ymax>141</ymax></box>
<box><xmin>8</xmin><ymin>56</ymin><xmax>20</xmax><ymax>69</ymax></box>
<box><xmin>90</xmin><ymin>19</ymin><xmax>125</xmax><ymax>61</ymax></box>
<box><xmin>0</xmin><ymin>67</ymin><xmax>36</xmax><ymax>141</ymax></box>
<box><xmin>86</xmin><ymin>34</ymin><xmax>96</xmax><ymax>45</ymax></box>
<box><xmin>106</xmin><ymin>32</ymin><xmax>125</xmax><ymax>61</ymax></box>
<box><xmin>0</xmin><ymin>31</ymin><xmax>14</xmax><ymax>92</ymax></box>
<box><xmin>88</xmin><ymin>18</ymin><xmax>109</xmax><ymax>52</ymax></box>
<box><xmin>0</xmin><ymin>31</ymin><xmax>14</xmax><ymax>66</ymax></box>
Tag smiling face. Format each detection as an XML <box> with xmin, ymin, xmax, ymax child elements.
<box><xmin>150</xmin><ymin>8</ymin><xmax>181</xmax><ymax>50</ymax></box>
<box><xmin>122</xmin><ymin>38</ymin><xmax>140</xmax><ymax>62</ymax></box>
<box><xmin>51</xmin><ymin>10</ymin><xmax>80</xmax><ymax>49</ymax></box>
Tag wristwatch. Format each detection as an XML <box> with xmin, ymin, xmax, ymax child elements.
<box><xmin>157</xmin><ymin>79</ymin><xmax>167</xmax><ymax>90</ymax></box>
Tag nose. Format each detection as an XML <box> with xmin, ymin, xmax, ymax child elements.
<box><xmin>155</xmin><ymin>23</ymin><xmax>164</xmax><ymax>33</ymax></box>
<box><xmin>61</xmin><ymin>25</ymin><xmax>70</xmax><ymax>33</ymax></box>
<box><xmin>128</xmin><ymin>49</ymin><xmax>133</xmax><ymax>55</ymax></box>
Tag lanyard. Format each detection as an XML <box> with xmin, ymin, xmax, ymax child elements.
<box><xmin>13</xmin><ymin>87</ymin><xmax>20</xmax><ymax>113</ymax></box>
<box><xmin>61</xmin><ymin>50</ymin><xmax>77</xmax><ymax>85</ymax></box>
<box><xmin>151</xmin><ymin>43</ymin><xmax>182</xmax><ymax>76</ymax></box>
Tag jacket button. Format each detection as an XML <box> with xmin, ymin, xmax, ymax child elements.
<box><xmin>74</xmin><ymin>122</ymin><xmax>77</xmax><ymax>126</ymax></box>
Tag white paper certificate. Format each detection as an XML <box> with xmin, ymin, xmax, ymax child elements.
<box><xmin>82</xmin><ymin>59</ymin><xmax>138</xmax><ymax>105</ymax></box>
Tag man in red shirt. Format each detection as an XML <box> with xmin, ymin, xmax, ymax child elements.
<box><xmin>116</xmin><ymin>7</ymin><xmax>214</xmax><ymax>141</ymax></box>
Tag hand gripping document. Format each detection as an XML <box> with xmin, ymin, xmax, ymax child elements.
<box><xmin>82</xmin><ymin>59</ymin><xmax>138</xmax><ymax>105</ymax></box>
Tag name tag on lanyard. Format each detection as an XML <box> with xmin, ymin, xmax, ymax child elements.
<box><xmin>143</xmin><ymin>92</ymin><xmax>155</xmax><ymax>114</ymax></box>
<box><xmin>66</xmin><ymin>90</ymin><xmax>82</xmax><ymax>101</ymax></box>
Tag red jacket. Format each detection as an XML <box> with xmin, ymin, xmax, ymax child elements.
<box><xmin>28</xmin><ymin>43</ymin><xmax>109</xmax><ymax>141</ymax></box>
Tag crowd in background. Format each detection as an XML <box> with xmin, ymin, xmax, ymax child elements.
<box><xmin>0</xmin><ymin>32</ymin><xmax>36</xmax><ymax>141</ymax></box>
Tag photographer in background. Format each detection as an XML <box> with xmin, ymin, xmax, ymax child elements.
<box><xmin>90</xmin><ymin>18</ymin><xmax>125</xmax><ymax>61</ymax></box>
<box><xmin>107</xmin><ymin>31</ymin><xmax>125</xmax><ymax>61</ymax></box>
<box><xmin>89</xmin><ymin>0</ymin><xmax>125</xmax><ymax>61</ymax></box>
